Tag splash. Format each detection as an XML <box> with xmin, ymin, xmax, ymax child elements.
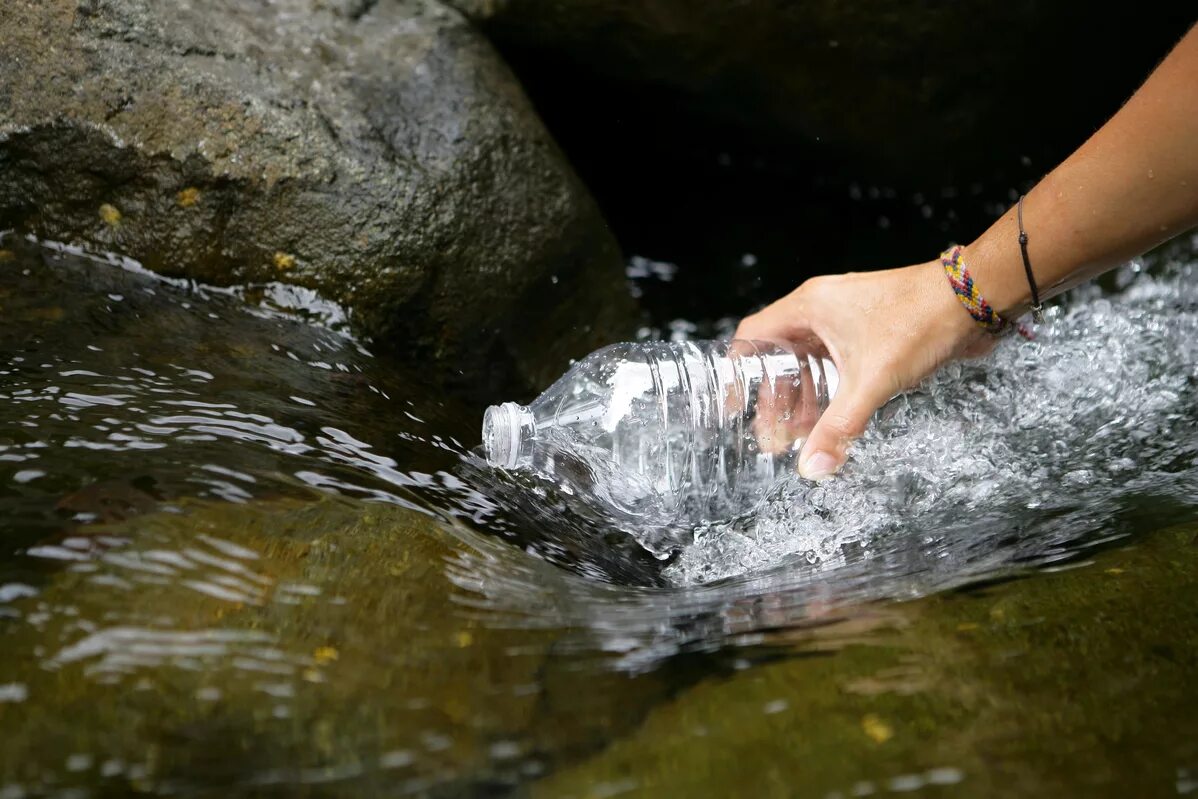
<box><xmin>666</xmin><ymin>248</ymin><xmax>1198</xmax><ymax>585</ymax></box>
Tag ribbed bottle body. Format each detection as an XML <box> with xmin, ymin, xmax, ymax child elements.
<box><xmin>482</xmin><ymin>339</ymin><xmax>835</xmax><ymax>551</ymax></box>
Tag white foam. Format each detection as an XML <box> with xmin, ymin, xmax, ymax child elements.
<box><xmin>667</xmin><ymin>256</ymin><xmax>1198</xmax><ymax>585</ymax></box>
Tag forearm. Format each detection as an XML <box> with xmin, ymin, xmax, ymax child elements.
<box><xmin>964</xmin><ymin>23</ymin><xmax>1198</xmax><ymax>317</ymax></box>
<box><xmin>740</xmin><ymin>23</ymin><xmax>1198</xmax><ymax>479</ymax></box>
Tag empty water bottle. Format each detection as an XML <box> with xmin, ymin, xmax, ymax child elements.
<box><xmin>482</xmin><ymin>340</ymin><xmax>838</xmax><ymax>556</ymax></box>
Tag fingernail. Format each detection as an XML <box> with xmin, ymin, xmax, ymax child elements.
<box><xmin>800</xmin><ymin>451</ymin><xmax>838</xmax><ymax>481</ymax></box>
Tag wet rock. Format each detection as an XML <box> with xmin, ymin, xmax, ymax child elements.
<box><xmin>0</xmin><ymin>0</ymin><xmax>636</xmax><ymax>397</ymax></box>
<box><xmin>0</xmin><ymin>497</ymin><xmax>674</xmax><ymax>795</ymax></box>
<box><xmin>535</xmin><ymin>525</ymin><xmax>1198</xmax><ymax>797</ymax></box>
<box><xmin>450</xmin><ymin>0</ymin><xmax>1192</xmax><ymax>179</ymax></box>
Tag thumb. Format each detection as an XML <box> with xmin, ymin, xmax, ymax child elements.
<box><xmin>797</xmin><ymin>379</ymin><xmax>887</xmax><ymax>481</ymax></box>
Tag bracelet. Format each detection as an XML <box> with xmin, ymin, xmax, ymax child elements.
<box><xmin>1017</xmin><ymin>195</ymin><xmax>1045</xmax><ymax>322</ymax></box>
<box><xmin>940</xmin><ymin>246</ymin><xmax>1032</xmax><ymax>338</ymax></box>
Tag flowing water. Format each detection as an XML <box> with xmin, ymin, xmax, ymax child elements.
<box><xmin>3</xmin><ymin>231</ymin><xmax>1198</xmax><ymax>798</ymax></box>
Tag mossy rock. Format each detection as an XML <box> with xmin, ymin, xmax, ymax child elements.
<box><xmin>534</xmin><ymin>525</ymin><xmax>1198</xmax><ymax>798</ymax></box>
<box><xmin>0</xmin><ymin>497</ymin><xmax>671</xmax><ymax>795</ymax></box>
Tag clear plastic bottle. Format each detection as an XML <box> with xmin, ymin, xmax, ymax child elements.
<box><xmin>482</xmin><ymin>340</ymin><xmax>837</xmax><ymax>556</ymax></box>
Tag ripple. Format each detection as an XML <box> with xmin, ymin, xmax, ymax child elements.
<box><xmin>3</xmin><ymin>233</ymin><xmax>1198</xmax><ymax>797</ymax></box>
<box><xmin>51</xmin><ymin>627</ymin><xmax>278</xmax><ymax>674</ymax></box>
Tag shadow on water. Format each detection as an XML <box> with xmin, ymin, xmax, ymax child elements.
<box><xmin>4</xmin><ymin>233</ymin><xmax>1198</xmax><ymax>797</ymax></box>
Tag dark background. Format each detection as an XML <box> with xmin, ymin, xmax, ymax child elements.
<box><xmin>472</xmin><ymin>4</ymin><xmax>1196</xmax><ymax>327</ymax></box>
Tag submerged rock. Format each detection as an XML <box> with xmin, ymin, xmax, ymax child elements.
<box><xmin>535</xmin><ymin>525</ymin><xmax>1198</xmax><ymax>797</ymax></box>
<box><xmin>0</xmin><ymin>0</ymin><xmax>635</xmax><ymax>397</ymax></box>
<box><xmin>0</xmin><ymin>497</ymin><xmax>674</xmax><ymax>795</ymax></box>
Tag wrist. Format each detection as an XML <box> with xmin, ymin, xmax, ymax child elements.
<box><xmin>961</xmin><ymin>185</ymin><xmax>1068</xmax><ymax>319</ymax></box>
<box><xmin>959</xmin><ymin>233</ymin><xmax>1033</xmax><ymax>320</ymax></box>
<box><xmin>912</xmin><ymin>258</ymin><xmax>988</xmax><ymax>354</ymax></box>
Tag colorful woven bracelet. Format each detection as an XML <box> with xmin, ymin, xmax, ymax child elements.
<box><xmin>940</xmin><ymin>245</ymin><xmax>1028</xmax><ymax>338</ymax></box>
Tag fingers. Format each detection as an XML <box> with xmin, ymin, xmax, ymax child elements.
<box><xmin>791</xmin><ymin>361</ymin><xmax>822</xmax><ymax>443</ymax></box>
<box><xmin>734</xmin><ymin>307</ymin><xmax>777</xmax><ymax>342</ymax></box>
<box><xmin>733</xmin><ymin>264</ymin><xmax>981</xmax><ymax>481</ymax></box>
<box><xmin>796</xmin><ymin>378</ymin><xmax>888</xmax><ymax>481</ymax></box>
<box><xmin>734</xmin><ymin>292</ymin><xmax>811</xmax><ymax>345</ymax></box>
<box><xmin>753</xmin><ymin>369</ymin><xmax>797</xmax><ymax>455</ymax></box>
<box><xmin>752</xmin><ymin>361</ymin><xmax>820</xmax><ymax>455</ymax></box>
<box><xmin>736</xmin><ymin>294</ymin><xmax>837</xmax><ymax>462</ymax></box>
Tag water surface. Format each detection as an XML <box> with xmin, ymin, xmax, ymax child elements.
<box><xmin>3</xmin><ymin>233</ymin><xmax>1198</xmax><ymax>797</ymax></box>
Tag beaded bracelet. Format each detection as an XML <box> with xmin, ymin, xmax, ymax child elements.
<box><xmin>940</xmin><ymin>246</ymin><xmax>1032</xmax><ymax>339</ymax></box>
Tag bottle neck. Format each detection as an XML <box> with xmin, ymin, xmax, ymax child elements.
<box><xmin>482</xmin><ymin>402</ymin><xmax>536</xmax><ymax>469</ymax></box>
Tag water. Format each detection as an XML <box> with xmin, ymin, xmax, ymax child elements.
<box><xmin>482</xmin><ymin>340</ymin><xmax>836</xmax><ymax>558</ymax></box>
<box><xmin>670</xmin><ymin>255</ymin><xmax>1198</xmax><ymax>585</ymax></box>
<box><xmin>3</xmin><ymin>232</ymin><xmax>1198</xmax><ymax>797</ymax></box>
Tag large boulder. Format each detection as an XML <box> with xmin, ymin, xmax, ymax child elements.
<box><xmin>449</xmin><ymin>0</ymin><xmax>1192</xmax><ymax>179</ymax></box>
<box><xmin>441</xmin><ymin>1</ymin><xmax>1192</xmax><ymax>324</ymax></box>
<box><xmin>0</xmin><ymin>0</ymin><xmax>636</xmax><ymax>398</ymax></box>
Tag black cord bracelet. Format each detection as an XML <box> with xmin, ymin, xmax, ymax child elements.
<box><xmin>1017</xmin><ymin>195</ymin><xmax>1045</xmax><ymax>322</ymax></box>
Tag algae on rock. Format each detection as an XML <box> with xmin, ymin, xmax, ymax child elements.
<box><xmin>0</xmin><ymin>496</ymin><xmax>673</xmax><ymax>795</ymax></box>
<box><xmin>534</xmin><ymin>526</ymin><xmax>1198</xmax><ymax>798</ymax></box>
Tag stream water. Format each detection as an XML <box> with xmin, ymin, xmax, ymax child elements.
<box><xmin>3</xmin><ymin>232</ymin><xmax>1198</xmax><ymax>797</ymax></box>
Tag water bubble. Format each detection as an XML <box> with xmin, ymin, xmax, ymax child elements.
<box><xmin>668</xmin><ymin>262</ymin><xmax>1198</xmax><ymax>585</ymax></box>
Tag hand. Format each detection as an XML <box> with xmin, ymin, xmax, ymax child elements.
<box><xmin>735</xmin><ymin>260</ymin><xmax>992</xmax><ymax>480</ymax></box>
<box><xmin>738</xmin><ymin>24</ymin><xmax>1198</xmax><ymax>480</ymax></box>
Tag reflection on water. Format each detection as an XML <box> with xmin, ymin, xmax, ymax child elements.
<box><xmin>3</xmin><ymin>233</ymin><xmax>1198</xmax><ymax>797</ymax></box>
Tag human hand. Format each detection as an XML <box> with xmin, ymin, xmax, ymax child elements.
<box><xmin>738</xmin><ymin>24</ymin><xmax>1198</xmax><ymax>480</ymax></box>
<box><xmin>735</xmin><ymin>260</ymin><xmax>992</xmax><ymax>480</ymax></box>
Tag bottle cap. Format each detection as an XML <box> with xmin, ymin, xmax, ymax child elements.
<box><xmin>482</xmin><ymin>402</ymin><xmax>535</xmax><ymax>469</ymax></box>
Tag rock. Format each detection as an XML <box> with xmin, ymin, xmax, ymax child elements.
<box><xmin>534</xmin><ymin>524</ymin><xmax>1198</xmax><ymax>797</ymax></box>
<box><xmin>449</xmin><ymin>0</ymin><xmax>1192</xmax><ymax>180</ymax></box>
<box><xmin>0</xmin><ymin>497</ymin><xmax>675</xmax><ymax>794</ymax></box>
<box><xmin>0</xmin><ymin>236</ymin><xmax>665</xmax><ymax>585</ymax></box>
<box><xmin>0</xmin><ymin>0</ymin><xmax>636</xmax><ymax>398</ymax></box>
